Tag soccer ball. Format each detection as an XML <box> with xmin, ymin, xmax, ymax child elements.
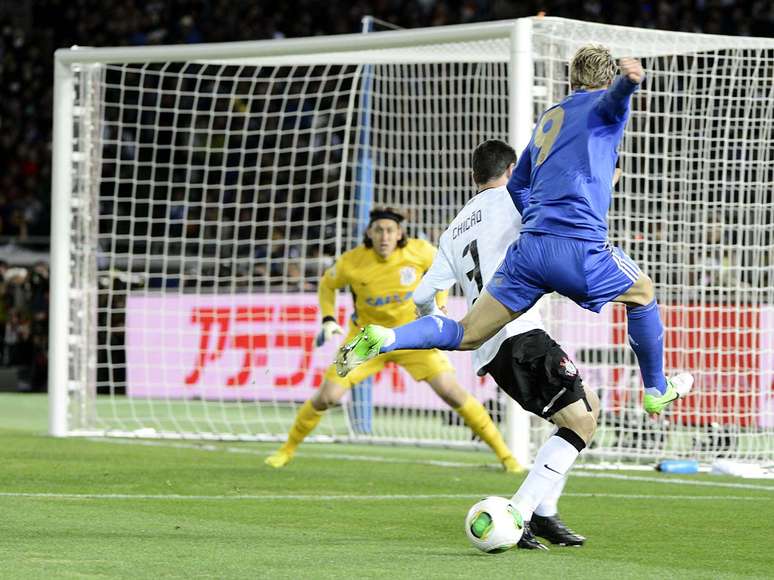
<box><xmin>464</xmin><ymin>496</ymin><xmax>524</xmax><ymax>553</ymax></box>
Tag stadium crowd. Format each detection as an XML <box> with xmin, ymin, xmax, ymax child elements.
<box><xmin>1</xmin><ymin>0</ymin><xmax>772</xmax><ymax>389</ymax></box>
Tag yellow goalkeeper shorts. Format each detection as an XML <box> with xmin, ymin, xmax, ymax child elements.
<box><xmin>324</xmin><ymin>330</ymin><xmax>454</xmax><ymax>388</ymax></box>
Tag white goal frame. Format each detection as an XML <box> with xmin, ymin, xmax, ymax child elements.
<box><xmin>50</xmin><ymin>17</ymin><xmax>774</xmax><ymax>466</ymax></box>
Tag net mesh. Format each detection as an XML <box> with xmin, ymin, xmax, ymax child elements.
<box><xmin>59</xmin><ymin>18</ymin><xmax>774</xmax><ymax>463</ymax></box>
<box><xmin>532</xmin><ymin>21</ymin><xmax>774</xmax><ymax>463</ymax></box>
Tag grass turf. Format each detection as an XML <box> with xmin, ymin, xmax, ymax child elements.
<box><xmin>1</xmin><ymin>393</ymin><xmax>773</xmax><ymax>579</ymax></box>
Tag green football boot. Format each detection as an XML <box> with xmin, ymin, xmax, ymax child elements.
<box><xmin>643</xmin><ymin>373</ymin><xmax>694</xmax><ymax>415</ymax></box>
<box><xmin>335</xmin><ymin>324</ymin><xmax>393</xmax><ymax>377</ymax></box>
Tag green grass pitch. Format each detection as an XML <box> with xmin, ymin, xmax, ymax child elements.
<box><xmin>1</xmin><ymin>394</ymin><xmax>772</xmax><ymax>579</ymax></box>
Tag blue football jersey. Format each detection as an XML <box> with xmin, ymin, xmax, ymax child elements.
<box><xmin>507</xmin><ymin>76</ymin><xmax>640</xmax><ymax>242</ymax></box>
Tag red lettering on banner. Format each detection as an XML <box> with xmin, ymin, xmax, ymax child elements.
<box><xmin>279</xmin><ymin>305</ymin><xmax>318</xmax><ymax>322</ymax></box>
<box><xmin>274</xmin><ymin>333</ymin><xmax>316</xmax><ymax>386</ymax></box>
<box><xmin>185</xmin><ymin>304</ymin><xmax>323</xmax><ymax>388</ymax></box>
<box><xmin>185</xmin><ymin>307</ymin><xmax>232</xmax><ymax>385</ymax></box>
<box><xmin>234</xmin><ymin>306</ymin><xmax>273</xmax><ymax>323</ymax></box>
<box><xmin>228</xmin><ymin>332</ymin><xmax>269</xmax><ymax>386</ymax></box>
<box><xmin>227</xmin><ymin>306</ymin><xmax>274</xmax><ymax>386</ymax></box>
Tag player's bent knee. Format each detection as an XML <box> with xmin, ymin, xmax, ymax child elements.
<box><xmin>585</xmin><ymin>387</ymin><xmax>601</xmax><ymax>421</ymax></box>
<box><xmin>570</xmin><ymin>412</ymin><xmax>597</xmax><ymax>445</ymax></box>
<box><xmin>310</xmin><ymin>395</ymin><xmax>329</xmax><ymax>412</ymax></box>
<box><xmin>553</xmin><ymin>401</ymin><xmax>597</xmax><ymax>445</ymax></box>
<box><xmin>310</xmin><ymin>394</ymin><xmax>330</xmax><ymax>411</ymax></box>
<box><xmin>311</xmin><ymin>381</ymin><xmax>344</xmax><ymax>411</ymax></box>
<box><xmin>615</xmin><ymin>274</ymin><xmax>655</xmax><ymax>306</ymax></box>
<box><xmin>638</xmin><ymin>275</ymin><xmax>655</xmax><ymax>303</ymax></box>
<box><xmin>630</xmin><ymin>275</ymin><xmax>655</xmax><ymax>305</ymax></box>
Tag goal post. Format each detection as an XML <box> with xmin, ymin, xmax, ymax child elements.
<box><xmin>49</xmin><ymin>57</ymin><xmax>75</xmax><ymax>437</ymax></box>
<box><xmin>50</xmin><ymin>17</ymin><xmax>774</xmax><ymax>466</ymax></box>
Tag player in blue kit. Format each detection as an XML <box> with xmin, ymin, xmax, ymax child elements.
<box><xmin>337</xmin><ymin>45</ymin><xmax>693</xmax><ymax>415</ymax></box>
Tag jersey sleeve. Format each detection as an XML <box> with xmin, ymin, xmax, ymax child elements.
<box><xmin>414</xmin><ymin>239</ymin><xmax>456</xmax><ymax>316</ymax></box>
<box><xmin>506</xmin><ymin>145</ymin><xmax>532</xmax><ymax>214</ymax></box>
<box><xmin>318</xmin><ymin>255</ymin><xmax>349</xmax><ymax>320</ymax></box>
<box><xmin>415</xmin><ymin>238</ymin><xmax>437</xmax><ymax>268</ymax></box>
<box><xmin>594</xmin><ymin>75</ymin><xmax>641</xmax><ymax>123</ymax></box>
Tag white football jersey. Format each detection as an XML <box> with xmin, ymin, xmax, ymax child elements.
<box><xmin>415</xmin><ymin>185</ymin><xmax>544</xmax><ymax>374</ymax></box>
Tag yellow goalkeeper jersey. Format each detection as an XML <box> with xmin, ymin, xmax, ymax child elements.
<box><xmin>319</xmin><ymin>238</ymin><xmax>447</xmax><ymax>328</ymax></box>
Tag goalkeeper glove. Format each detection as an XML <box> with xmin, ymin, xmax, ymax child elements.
<box><xmin>315</xmin><ymin>316</ymin><xmax>343</xmax><ymax>347</ymax></box>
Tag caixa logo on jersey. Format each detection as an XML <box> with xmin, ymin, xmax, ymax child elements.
<box><xmin>365</xmin><ymin>291</ymin><xmax>413</xmax><ymax>307</ymax></box>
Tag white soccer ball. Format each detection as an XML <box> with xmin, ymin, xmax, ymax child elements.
<box><xmin>464</xmin><ymin>496</ymin><xmax>524</xmax><ymax>553</ymax></box>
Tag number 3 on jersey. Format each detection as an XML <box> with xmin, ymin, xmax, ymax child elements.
<box><xmin>462</xmin><ymin>240</ymin><xmax>483</xmax><ymax>296</ymax></box>
<box><xmin>534</xmin><ymin>106</ymin><xmax>565</xmax><ymax>165</ymax></box>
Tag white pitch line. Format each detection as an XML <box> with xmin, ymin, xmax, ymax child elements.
<box><xmin>85</xmin><ymin>437</ymin><xmax>774</xmax><ymax>492</ymax></box>
<box><xmin>87</xmin><ymin>437</ymin><xmax>487</xmax><ymax>468</ymax></box>
<box><xmin>0</xmin><ymin>491</ymin><xmax>769</xmax><ymax>502</ymax></box>
<box><xmin>568</xmin><ymin>471</ymin><xmax>774</xmax><ymax>491</ymax></box>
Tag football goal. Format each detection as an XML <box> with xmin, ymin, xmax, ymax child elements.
<box><xmin>50</xmin><ymin>17</ymin><xmax>774</xmax><ymax>465</ymax></box>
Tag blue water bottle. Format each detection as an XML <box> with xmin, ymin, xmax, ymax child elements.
<box><xmin>656</xmin><ymin>460</ymin><xmax>699</xmax><ymax>474</ymax></box>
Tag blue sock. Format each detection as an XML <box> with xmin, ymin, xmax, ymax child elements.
<box><xmin>626</xmin><ymin>300</ymin><xmax>667</xmax><ymax>395</ymax></box>
<box><xmin>381</xmin><ymin>315</ymin><xmax>464</xmax><ymax>353</ymax></box>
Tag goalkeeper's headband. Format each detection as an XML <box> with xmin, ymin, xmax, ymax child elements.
<box><xmin>368</xmin><ymin>209</ymin><xmax>405</xmax><ymax>226</ymax></box>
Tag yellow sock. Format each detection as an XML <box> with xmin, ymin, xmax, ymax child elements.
<box><xmin>279</xmin><ymin>400</ymin><xmax>324</xmax><ymax>456</ymax></box>
<box><xmin>455</xmin><ymin>395</ymin><xmax>512</xmax><ymax>463</ymax></box>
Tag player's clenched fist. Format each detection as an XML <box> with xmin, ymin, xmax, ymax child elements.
<box><xmin>316</xmin><ymin>317</ymin><xmax>343</xmax><ymax>346</ymax></box>
<box><xmin>619</xmin><ymin>57</ymin><xmax>644</xmax><ymax>84</ymax></box>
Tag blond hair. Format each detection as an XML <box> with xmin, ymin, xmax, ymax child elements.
<box><xmin>569</xmin><ymin>44</ymin><xmax>616</xmax><ymax>90</ymax></box>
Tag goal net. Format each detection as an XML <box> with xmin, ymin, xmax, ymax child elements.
<box><xmin>51</xmin><ymin>17</ymin><xmax>774</xmax><ymax>465</ymax></box>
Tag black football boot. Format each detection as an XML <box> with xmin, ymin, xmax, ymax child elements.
<box><xmin>530</xmin><ymin>513</ymin><xmax>586</xmax><ymax>546</ymax></box>
<box><xmin>517</xmin><ymin>521</ymin><xmax>549</xmax><ymax>550</ymax></box>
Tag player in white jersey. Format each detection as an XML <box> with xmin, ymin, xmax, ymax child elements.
<box><xmin>413</xmin><ymin>140</ymin><xmax>600</xmax><ymax>549</ymax></box>
<box><xmin>413</xmin><ymin>171</ymin><xmax>545</xmax><ymax>377</ymax></box>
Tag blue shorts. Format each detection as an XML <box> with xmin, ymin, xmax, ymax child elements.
<box><xmin>487</xmin><ymin>233</ymin><xmax>641</xmax><ymax>314</ymax></box>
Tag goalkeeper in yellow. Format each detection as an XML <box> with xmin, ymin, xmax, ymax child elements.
<box><xmin>265</xmin><ymin>207</ymin><xmax>522</xmax><ymax>472</ymax></box>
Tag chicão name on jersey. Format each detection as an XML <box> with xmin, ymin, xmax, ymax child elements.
<box><xmin>451</xmin><ymin>209</ymin><xmax>483</xmax><ymax>240</ymax></box>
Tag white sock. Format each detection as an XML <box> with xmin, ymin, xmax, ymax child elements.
<box><xmin>511</xmin><ymin>428</ymin><xmax>584</xmax><ymax>522</ymax></box>
<box><xmin>381</xmin><ymin>328</ymin><xmax>396</xmax><ymax>347</ymax></box>
<box><xmin>533</xmin><ymin>475</ymin><xmax>567</xmax><ymax>517</ymax></box>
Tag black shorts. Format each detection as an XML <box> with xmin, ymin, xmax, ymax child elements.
<box><xmin>482</xmin><ymin>329</ymin><xmax>585</xmax><ymax>419</ymax></box>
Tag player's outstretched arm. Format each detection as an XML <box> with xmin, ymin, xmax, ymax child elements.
<box><xmin>315</xmin><ymin>262</ymin><xmax>346</xmax><ymax>346</ymax></box>
<box><xmin>595</xmin><ymin>57</ymin><xmax>644</xmax><ymax>123</ymax></box>
<box><xmin>414</xmin><ymin>280</ymin><xmax>444</xmax><ymax>317</ymax></box>
<box><xmin>414</xmin><ymin>243</ymin><xmax>456</xmax><ymax>317</ymax></box>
